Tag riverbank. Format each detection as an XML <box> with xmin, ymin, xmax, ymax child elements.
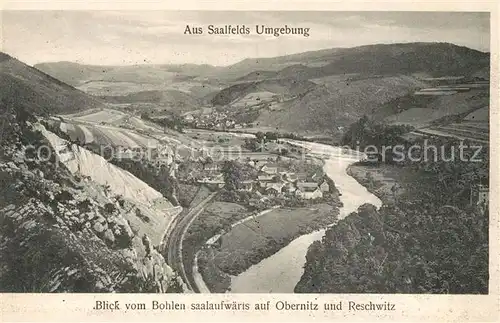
<box><xmin>197</xmin><ymin>203</ymin><xmax>340</xmax><ymax>293</ymax></box>
<box><xmin>346</xmin><ymin>163</ymin><xmax>415</xmax><ymax>203</ymax></box>
<box><xmin>181</xmin><ymin>201</ymin><xmax>252</xmax><ymax>287</ymax></box>
<box><xmin>227</xmin><ymin>143</ymin><xmax>381</xmax><ymax>293</ymax></box>
<box><xmin>295</xmin><ymin>150</ymin><xmax>489</xmax><ymax>294</ymax></box>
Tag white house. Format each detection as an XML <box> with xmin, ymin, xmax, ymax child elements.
<box><xmin>295</xmin><ymin>182</ymin><xmax>323</xmax><ymax>199</ymax></box>
<box><xmin>319</xmin><ymin>181</ymin><xmax>330</xmax><ymax>192</ymax></box>
<box><xmin>184</xmin><ymin>114</ymin><xmax>195</xmax><ymax>122</ymax></box>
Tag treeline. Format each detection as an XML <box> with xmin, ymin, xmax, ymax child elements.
<box><xmin>141</xmin><ymin>112</ymin><xmax>184</xmax><ymax>132</ymax></box>
<box><xmin>296</xmin><ymin>138</ymin><xmax>489</xmax><ymax>294</ymax></box>
<box><xmin>109</xmin><ymin>158</ymin><xmax>180</xmax><ymax>207</ymax></box>
<box><xmin>341</xmin><ymin>115</ymin><xmax>414</xmax><ymax>150</ymax></box>
<box><xmin>296</xmin><ymin>202</ymin><xmax>488</xmax><ymax>293</ymax></box>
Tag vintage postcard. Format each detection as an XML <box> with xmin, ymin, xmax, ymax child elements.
<box><xmin>0</xmin><ymin>1</ymin><xmax>498</xmax><ymax>322</ymax></box>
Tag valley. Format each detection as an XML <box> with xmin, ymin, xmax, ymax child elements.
<box><xmin>0</xmin><ymin>40</ymin><xmax>490</xmax><ymax>295</ymax></box>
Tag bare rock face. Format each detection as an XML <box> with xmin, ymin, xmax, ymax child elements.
<box><xmin>103</xmin><ymin>229</ymin><xmax>115</xmax><ymax>243</ymax></box>
<box><xmin>0</xmin><ymin>121</ymin><xmax>184</xmax><ymax>293</ymax></box>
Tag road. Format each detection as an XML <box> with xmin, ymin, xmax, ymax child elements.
<box><xmin>163</xmin><ymin>191</ymin><xmax>217</xmax><ymax>292</ymax></box>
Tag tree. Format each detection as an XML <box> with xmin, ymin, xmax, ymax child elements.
<box><xmin>255</xmin><ymin>132</ymin><xmax>265</xmax><ymax>142</ymax></box>
<box><xmin>265</xmin><ymin>132</ymin><xmax>278</xmax><ymax>141</ymax></box>
<box><xmin>221</xmin><ymin>161</ymin><xmax>243</xmax><ymax>191</ymax></box>
<box><xmin>243</xmin><ymin>138</ymin><xmax>259</xmax><ymax>152</ymax></box>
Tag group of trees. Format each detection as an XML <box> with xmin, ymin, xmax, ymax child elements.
<box><xmin>341</xmin><ymin>115</ymin><xmax>414</xmax><ymax>150</ymax></box>
<box><xmin>141</xmin><ymin>112</ymin><xmax>184</xmax><ymax>133</ymax></box>
<box><xmin>296</xmin><ymin>198</ymin><xmax>488</xmax><ymax>294</ymax></box>
<box><xmin>110</xmin><ymin>157</ymin><xmax>179</xmax><ymax>206</ymax></box>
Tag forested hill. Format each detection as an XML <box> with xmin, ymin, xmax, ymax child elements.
<box><xmin>295</xmin><ymin>136</ymin><xmax>489</xmax><ymax>294</ymax></box>
<box><xmin>295</xmin><ymin>202</ymin><xmax>488</xmax><ymax>293</ymax></box>
<box><xmin>0</xmin><ymin>52</ymin><xmax>104</xmax><ymax>116</ymax></box>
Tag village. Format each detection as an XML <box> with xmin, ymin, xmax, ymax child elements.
<box><xmin>182</xmin><ymin>107</ymin><xmax>251</xmax><ymax>130</ymax></box>
<box><xmin>196</xmin><ymin>157</ymin><xmax>331</xmax><ymax>201</ymax></box>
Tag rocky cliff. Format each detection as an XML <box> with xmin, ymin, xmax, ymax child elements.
<box><xmin>0</xmin><ymin>116</ymin><xmax>184</xmax><ymax>292</ymax></box>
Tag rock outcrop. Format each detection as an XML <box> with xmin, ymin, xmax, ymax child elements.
<box><xmin>0</xmin><ymin>117</ymin><xmax>184</xmax><ymax>292</ymax></box>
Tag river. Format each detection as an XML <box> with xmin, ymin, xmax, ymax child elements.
<box><xmin>227</xmin><ymin>141</ymin><xmax>383</xmax><ymax>293</ymax></box>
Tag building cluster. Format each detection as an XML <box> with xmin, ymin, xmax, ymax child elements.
<box><xmin>197</xmin><ymin>160</ymin><xmax>330</xmax><ymax>200</ymax></box>
<box><xmin>182</xmin><ymin>108</ymin><xmax>251</xmax><ymax>130</ymax></box>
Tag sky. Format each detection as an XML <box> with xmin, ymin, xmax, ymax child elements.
<box><xmin>2</xmin><ymin>11</ymin><xmax>490</xmax><ymax>66</ymax></box>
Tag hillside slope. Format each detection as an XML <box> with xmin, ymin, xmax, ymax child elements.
<box><xmin>211</xmin><ymin>78</ymin><xmax>316</xmax><ymax>106</ymax></box>
<box><xmin>0</xmin><ymin>117</ymin><xmax>183</xmax><ymax>292</ymax></box>
<box><xmin>0</xmin><ymin>53</ymin><xmax>104</xmax><ymax>116</ymax></box>
<box><xmin>217</xmin><ymin>42</ymin><xmax>489</xmax><ymax>81</ymax></box>
<box><xmin>101</xmin><ymin>89</ymin><xmax>202</xmax><ymax>113</ymax></box>
<box><xmin>34</xmin><ymin>61</ymin><xmax>224</xmax><ymax>86</ymax></box>
<box><xmin>0</xmin><ymin>54</ymin><xmax>185</xmax><ymax>293</ymax></box>
<box><xmin>210</xmin><ymin>43</ymin><xmax>489</xmax><ymax>134</ymax></box>
<box><xmin>255</xmin><ymin>75</ymin><xmax>427</xmax><ymax>133</ymax></box>
<box><xmin>40</xmin><ymin>127</ymin><xmax>182</xmax><ymax>246</ymax></box>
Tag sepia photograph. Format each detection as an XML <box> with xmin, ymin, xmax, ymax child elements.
<box><xmin>0</xmin><ymin>8</ymin><xmax>493</xmax><ymax>303</ymax></box>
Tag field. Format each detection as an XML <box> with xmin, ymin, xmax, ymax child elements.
<box><xmin>465</xmin><ymin>106</ymin><xmax>489</xmax><ymax>121</ymax></box>
<box><xmin>182</xmin><ymin>201</ymin><xmax>252</xmax><ymax>292</ymax></box>
<box><xmin>78</xmin><ymin>79</ymin><xmax>219</xmax><ymax>97</ymax></box>
<box><xmin>48</xmin><ymin>108</ymin><xmax>203</xmax><ymax>157</ymax></box>
<box><xmin>183</xmin><ymin>129</ymin><xmax>254</xmax><ymax>148</ymax></box>
<box><xmin>414</xmin><ymin>123</ymin><xmax>489</xmax><ymax>143</ymax></box>
<box><xmin>230</xmin><ymin>91</ymin><xmax>277</xmax><ymax>108</ymax></box>
<box><xmin>383</xmin><ymin>89</ymin><xmax>489</xmax><ymax>128</ymax></box>
<box><xmin>51</xmin><ymin>120</ymin><xmax>160</xmax><ymax>148</ymax></box>
<box><xmin>347</xmin><ymin>164</ymin><xmax>417</xmax><ymax>202</ymax></box>
<box><xmin>211</xmin><ymin>204</ymin><xmax>337</xmax><ymax>275</ymax></box>
<box><xmin>77</xmin><ymin>81</ymin><xmax>163</xmax><ymax>96</ymax></box>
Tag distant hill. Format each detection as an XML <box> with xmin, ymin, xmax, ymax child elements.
<box><xmin>35</xmin><ymin>61</ymin><xmax>224</xmax><ymax>113</ymax></box>
<box><xmin>100</xmin><ymin>89</ymin><xmax>202</xmax><ymax>114</ymax></box>
<box><xmin>218</xmin><ymin>48</ymin><xmax>343</xmax><ymax>80</ymax></box>
<box><xmin>0</xmin><ymin>52</ymin><xmax>104</xmax><ymax>116</ymax></box>
<box><xmin>210</xmin><ymin>42</ymin><xmax>490</xmax><ymax>134</ymax></box>
<box><xmin>218</xmin><ymin>42</ymin><xmax>489</xmax><ymax>81</ymax></box>
<box><xmin>211</xmin><ymin>78</ymin><xmax>316</xmax><ymax>106</ymax></box>
<box><xmin>30</xmin><ymin>42</ymin><xmax>490</xmax><ymax>134</ymax></box>
<box><xmin>254</xmin><ymin>75</ymin><xmax>427</xmax><ymax>133</ymax></box>
<box><xmin>34</xmin><ymin>61</ymin><xmax>224</xmax><ymax>87</ymax></box>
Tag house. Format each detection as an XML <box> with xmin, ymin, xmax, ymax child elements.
<box><xmin>319</xmin><ymin>180</ymin><xmax>330</xmax><ymax>192</ymax></box>
<box><xmin>283</xmin><ymin>173</ymin><xmax>298</xmax><ymax>182</ymax></box>
<box><xmin>254</xmin><ymin>160</ymin><xmax>268</xmax><ymax>169</ymax></box>
<box><xmin>266</xmin><ymin>183</ymin><xmax>284</xmax><ymax>196</ymax></box>
<box><xmin>261</xmin><ymin>165</ymin><xmax>278</xmax><ymax>175</ymax></box>
<box><xmin>470</xmin><ymin>184</ymin><xmax>489</xmax><ymax>209</ymax></box>
<box><xmin>258</xmin><ymin>174</ymin><xmax>275</xmax><ymax>187</ymax></box>
<box><xmin>204</xmin><ymin>163</ymin><xmax>219</xmax><ymax>173</ymax></box>
<box><xmin>266</xmin><ymin>187</ymin><xmax>280</xmax><ymax>196</ymax></box>
<box><xmin>295</xmin><ymin>182</ymin><xmax>323</xmax><ymax>199</ymax></box>
<box><xmin>198</xmin><ymin>179</ymin><xmax>225</xmax><ymax>190</ymax></box>
<box><xmin>184</xmin><ymin>114</ymin><xmax>195</xmax><ymax>122</ymax></box>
